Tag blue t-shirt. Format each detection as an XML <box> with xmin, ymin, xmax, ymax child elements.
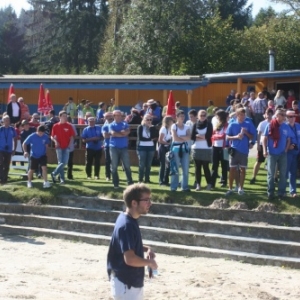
<box><xmin>226</xmin><ymin>119</ymin><xmax>256</xmax><ymax>155</ymax></box>
<box><xmin>102</xmin><ymin>123</ymin><xmax>110</xmax><ymax>148</ymax></box>
<box><xmin>287</xmin><ymin>123</ymin><xmax>300</xmax><ymax>155</ymax></box>
<box><xmin>109</xmin><ymin>121</ymin><xmax>129</xmax><ymax>148</ymax></box>
<box><xmin>81</xmin><ymin>125</ymin><xmax>102</xmax><ymax>150</ymax></box>
<box><xmin>24</xmin><ymin>133</ymin><xmax>50</xmax><ymax>158</ymax></box>
<box><xmin>264</xmin><ymin>122</ymin><xmax>291</xmax><ymax>155</ymax></box>
<box><xmin>107</xmin><ymin>213</ymin><xmax>144</xmax><ymax>288</ymax></box>
<box><xmin>96</xmin><ymin>109</ymin><xmax>105</xmax><ymax>123</ymax></box>
<box><xmin>0</xmin><ymin>126</ymin><xmax>17</xmax><ymax>153</ymax></box>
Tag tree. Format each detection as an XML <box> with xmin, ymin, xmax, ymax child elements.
<box><xmin>253</xmin><ymin>7</ymin><xmax>278</xmax><ymax>27</ymax></box>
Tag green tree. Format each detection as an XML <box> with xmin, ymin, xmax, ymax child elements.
<box><xmin>253</xmin><ymin>7</ymin><xmax>278</xmax><ymax>27</ymax></box>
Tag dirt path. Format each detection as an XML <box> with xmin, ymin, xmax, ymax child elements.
<box><xmin>0</xmin><ymin>235</ymin><xmax>299</xmax><ymax>300</ymax></box>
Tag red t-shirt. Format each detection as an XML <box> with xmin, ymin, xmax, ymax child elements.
<box><xmin>51</xmin><ymin>122</ymin><xmax>75</xmax><ymax>149</ymax></box>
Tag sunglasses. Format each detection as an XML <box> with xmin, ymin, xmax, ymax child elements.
<box><xmin>200</xmin><ymin>115</ymin><xmax>206</xmax><ymax>117</ymax></box>
<box><xmin>146</xmin><ymin>119</ymin><xmax>152</xmax><ymax>121</ymax></box>
<box><xmin>287</xmin><ymin>116</ymin><xmax>295</xmax><ymax>118</ymax></box>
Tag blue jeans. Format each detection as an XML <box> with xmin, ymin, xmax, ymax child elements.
<box><xmin>286</xmin><ymin>152</ymin><xmax>298</xmax><ymax>195</ymax></box>
<box><xmin>158</xmin><ymin>145</ymin><xmax>170</xmax><ymax>184</ymax></box>
<box><xmin>170</xmin><ymin>151</ymin><xmax>190</xmax><ymax>191</ymax></box>
<box><xmin>110</xmin><ymin>147</ymin><xmax>133</xmax><ymax>187</ymax></box>
<box><xmin>53</xmin><ymin>148</ymin><xmax>70</xmax><ymax>181</ymax></box>
<box><xmin>137</xmin><ymin>150</ymin><xmax>154</xmax><ymax>182</ymax></box>
<box><xmin>267</xmin><ymin>153</ymin><xmax>287</xmax><ymax>196</ymax></box>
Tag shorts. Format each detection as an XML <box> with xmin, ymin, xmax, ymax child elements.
<box><xmin>229</xmin><ymin>150</ymin><xmax>248</xmax><ymax>168</ymax></box>
<box><xmin>256</xmin><ymin>146</ymin><xmax>266</xmax><ymax>163</ymax></box>
<box><xmin>30</xmin><ymin>155</ymin><xmax>47</xmax><ymax>170</ymax></box>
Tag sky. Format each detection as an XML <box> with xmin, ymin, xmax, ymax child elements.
<box><xmin>0</xmin><ymin>0</ymin><xmax>290</xmax><ymax>17</ymax></box>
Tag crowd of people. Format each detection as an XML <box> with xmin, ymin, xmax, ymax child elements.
<box><xmin>1</xmin><ymin>89</ymin><xmax>300</xmax><ymax>200</ymax></box>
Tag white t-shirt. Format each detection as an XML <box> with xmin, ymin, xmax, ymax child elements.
<box><xmin>213</xmin><ymin>127</ymin><xmax>225</xmax><ymax>147</ymax></box>
<box><xmin>12</xmin><ymin>102</ymin><xmax>19</xmax><ymax>117</ymax></box>
<box><xmin>171</xmin><ymin>124</ymin><xmax>190</xmax><ymax>140</ymax></box>
<box><xmin>159</xmin><ymin>126</ymin><xmax>172</xmax><ymax>146</ymax></box>
<box><xmin>192</xmin><ymin>127</ymin><xmax>211</xmax><ymax>149</ymax></box>
<box><xmin>257</xmin><ymin>119</ymin><xmax>269</xmax><ymax>145</ymax></box>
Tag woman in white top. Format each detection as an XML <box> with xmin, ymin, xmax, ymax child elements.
<box><xmin>158</xmin><ymin>116</ymin><xmax>174</xmax><ymax>186</ymax></box>
<box><xmin>170</xmin><ymin>110</ymin><xmax>191</xmax><ymax>192</ymax></box>
<box><xmin>274</xmin><ymin>90</ymin><xmax>286</xmax><ymax>107</ymax></box>
<box><xmin>191</xmin><ymin>110</ymin><xmax>213</xmax><ymax>191</ymax></box>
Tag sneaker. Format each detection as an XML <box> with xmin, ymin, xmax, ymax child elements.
<box><xmin>225</xmin><ymin>189</ymin><xmax>233</xmax><ymax>196</ymax></box>
<box><xmin>238</xmin><ymin>188</ymin><xmax>244</xmax><ymax>195</ymax></box>
<box><xmin>220</xmin><ymin>183</ymin><xmax>227</xmax><ymax>188</ymax></box>
<box><xmin>106</xmin><ymin>177</ymin><xmax>110</xmax><ymax>181</ymax></box>
<box><xmin>94</xmin><ymin>176</ymin><xmax>99</xmax><ymax>180</ymax></box>
<box><xmin>43</xmin><ymin>181</ymin><xmax>51</xmax><ymax>189</ymax></box>
<box><xmin>51</xmin><ymin>173</ymin><xmax>56</xmax><ymax>183</ymax></box>
<box><xmin>114</xmin><ymin>186</ymin><xmax>119</xmax><ymax>189</ymax></box>
<box><xmin>249</xmin><ymin>178</ymin><xmax>256</xmax><ymax>184</ymax></box>
<box><xmin>195</xmin><ymin>184</ymin><xmax>201</xmax><ymax>191</ymax></box>
<box><xmin>234</xmin><ymin>186</ymin><xmax>239</xmax><ymax>192</ymax></box>
<box><xmin>27</xmin><ymin>181</ymin><xmax>33</xmax><ymax>188</ymax></box>
<box><xmin>60</xmin><ymin>180</ymin><xmax>65</xmax><ymax>185</ymax></box>
<box><xmin>87</xmin><ymin>177</ymin><xmax>91</xmax><ymax>180</ymax></box>
<box><xmin>291</xmin><ymin>193</ymin><xmax>297</xmax><ymax>198</ymax></box>
<box><xmin>206</xmin><ymin>184</ymin><xmax>212</xmax><ymax>191</ymax></box>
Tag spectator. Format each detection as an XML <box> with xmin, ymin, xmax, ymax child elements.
<box><xmin>66</xmin><ymin>116</ymin><xmax>77</xmax><ymax>180</ymax></box>
<box><xmin>77</xmin><ymin>99</ymin><xmax>87</xmax><ymax>125</ymax></box>
<box><xmin>0</xmin><ymin>115</ymin><xmax>17</xmax><ymax>185</ymax></box>
<box><xmin>7</xmin><ymin>94</ymin><xmax>21</xmax><ymax>124</ymax></box>
<box><xmin>63</xmin><ymin>97</ymin><xmax>77</xmax><ymax>123</ymax></box>
<box><xmin>136</xmin><ymin>114</ymin><xmax>158</xmax><ymax>183</ymax></box>
<box><xmin>125</xmin><ymin>108</ymin><xmax>142</xmax><ymax>125</ymax></box>
<box><xmin>18</xmin><ymin>97</ymin><xmax>30</xmax><ymax>121</ymax></box>
<box><xmin>175</xmin><ymin>101</ymin><xmax>181</xmax><ymax>114</ymax></box>
<box><xmin>170</xmin><ymin>110</ymin><xmax>191</xmax><ymax>192</ymax></box>
<box><xmin>29</xmin><ymin>113</ymin><xmax>40</xmax><ymax>128</ymax></box>
<box><xmin>263</xmin><ymin>108</ymin><xmax>290</xmax><ymax>200</ymax></box>
<box><xmin>191</xmin><ymin>110</ymin><xmax>213</xmax><ymax>191</ymax></box>
<box><xmin>252</xmin><ymin>92</ymin><xmax>267</xmax><ymax>127</ymax></box>
<box><xmin>274</xmin><ymin>90</ymin><xmax>286</xmax><ymax>107</ymax></box>
<box><xmin>286</xmin><ymin>90</ymin><xmax>296</xmax><ymax>109</ymax></box>
<box><xmin>50</xmin><ymin>111</ymin><xmax>76</xmax><ymax>184</ymax></box>
<box><xmin>109</xmin><ymin>110</ymin><xmax>133</xmax><ymax>189</ymax></box>
<box><xmin>107</xmin><ymin>98</ymin><xmax>116</xmax><ymax>112</ymax></box>
<box><xmin>82</xmin><ymin>101</ymin><xmax>95</xmax><ymax>118</ymax></box>
<box><xmin>292</xmin><ymin>101</ymin><xmax>300</xmax><ymax>123</ymax></box>
<box><xmin>146</xmin><ymin>99</ymin><xmax>161</xmax><ymax>125</ymax></box>
<box><xmin>102</xmin><ymin>112</ymin><xmax>114</xmax><ymax>181</ymax></box>
<box><xmin>140</xmin><ymin>103</ymin><xmax>148</xmax><ymax>118</ymax></box>
<box><xmin>22</xmin><ymin>125</ymin><xmax>51</xmax><ymax>189</ymax></box>
<box><xmin>206</xmin><ymin>100</ymin><xmax>216</xmax><ymax>121</ymax></box>
<box><xmin>81</xmin><ymin>116</ymin><xmax>103</xmax><ymax>180</ymax></box>
<box><xmin>96</xmin><ymin>102</ymin><xmax>106</xmax><ymax>124</ymax></box>
<box><xmin>225</xmin><ymin>89</ymin><xmax>236</xmax><ymax>106</ymax></box>
<box><xmin>134</xmin><ymin>100</ymin><xmax>143</xmax><ymax>112</ymax></box>
<box><xmin>158</xmin><ymin>116</ymin><xmax>173</xmax><ymax>186</ymax></box>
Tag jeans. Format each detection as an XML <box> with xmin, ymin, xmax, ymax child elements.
<box><xmin>211</xmin><ymin>146</ymin><xmax>228</xmax><ymax>187</ymax></box>
<box><xmin>53</xmin><ymin>148</ymin><xmax>70</xmax><ymax>181</ymax></box>
<box><xmin>170</xmin><ymin>151</ymin><xmax>190</xmax><ymax>191</ymax></box>
<box><xmin>0</xmin><ymin>151</ymin><xmax>11</xmax><ymax>184</ymax></box>
<box><xmin>137</xmin><ymin>150</ymin><xmax>154</xmax><ymax>182</ymax></box>
<box><xmin>286</xmin><ymin>152</ymin><xmax>298</xmax><ymax>195</ymax></box>
<box><xmin>158</xmin><ymin>145</ymin><xmax>170</xmax><ymax>184</ymax></box>
<box><xmin>85</xmin><ymin>148</ymin><xmax>102</xmax><ymax>177</ymax></box>
<box><xmin>104</xmin><ymin>147</ymin><xmax>111</xmax><ymax>179</ymax></box>
<box><xmin>267</xmin><ymin>152</ymin><xmax>287</xmax><ymax>196</ymax></box>
<box><xmin>67</xmin><ymin>151</ymin><xmax>74</xmax><ymax>178</ymax></box>
<box><xmin>110</xmin><ymin>147</ymin><xmax>133</xmax><ymax>187</ymax></box>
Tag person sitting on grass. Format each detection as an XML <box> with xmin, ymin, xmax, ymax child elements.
<box><xmin>22</xmin><ymin>125</ymin><xmax>51</xmax><ymax>189</ymax></box>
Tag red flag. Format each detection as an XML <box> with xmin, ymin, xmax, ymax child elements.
<box><xmin>37</xmin><ymin>83</ymin><xmax>48</xmax><ymax>114</ymax></box>
<box><xmin>166</xmin><ymin>90</ymin><xmax>176</xmax><ymax>119</ymax></box>
<box><xmin>45</xmin><ymin>89</ymin><xmax>54</xmax><ymax>115</ymax></box>
<box><xmin>7</xmin><ymin>83</ymin><xmax>15</xmax><ymax>103</ymax></box>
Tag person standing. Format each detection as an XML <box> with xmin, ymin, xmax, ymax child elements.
<box><xmin>191</xmin><ymin>110</ymin><xmax>213</xmax><ymax>191</ymax></box>
<box><xmin>7</xmin><ymin>94</ymin><xmax>21</xmax><ymax>124</ymax></box>
<box><xmin>107</xmin><ymin>183</ymin><xmax>157</xmax><ymax>300</ymax></box>
<box><xmin>50</xmin><ymin>111</ymin><xmax>75</xmax><ymax>184</ymax></box>
<box><xmin>102</xmin><ymin>112</ymin><xmax>114</xmax><ymax>181</ymax></box>
<box><xmin>22</xmin><ymin>125</ymin><xmax>51</xmax><ymax>189</ymax></box>
<box><xmin>96</xmin><ymin>102</ymin><xmax>107</xmax><ymax>124</ymax></box>
<box><xmin>136</xmin><ymin>114</ymin><xmax>158</xmax><ymax>183</ymax></box>
<box><xmin>109</xmin><ymin>110</ymin><xmax>133</xmax><ymax>189</ymax></box>
<box><xmin>81</xmin><ymin>117</ymin><xmax>103</xmax><ymax>180</ymax></box>
<box><xmin>263</xmin><ymin>108</ymin><xmax>290</xmax><ymax>200</ymax></box>
<box><xmin>252</xmin><ymin>92</ymin><xmax>267</xmax><ymax>128</ymax></box>
<box><xmin>146</xmin><ymin>99</ymin><xmax>161</xmax><ymax>125</ymax></box>
<box><xmin>285</xmin><ymin>109</ymin><xmax>300</xmax><ymax>197</ymax></box>
<box><xmin>170</xmin><ymin>110</ymin><xmax>191</xmax><ymax>192</ymax></box>
<box><xmin>107</xmin><ymin>98</ymin><xmax>116</xmax><ymax>112</ymax></box>
<box><xmin>225</xmin><ymin>108</ymin><xmax>256</xmax><ymax>196</ymax></box>
<box><xmin>0</xmin><ymin>116</ymin><xmax>17</xmax><ymax>185</ymax></box>
<box><xmin>18</xmin><ymin>97</ymin><xmax>30</xmax><ymax>121</ymax></box>
<box><xmin>63</xmin><ymin>97</ymin><xmax>77</xmax><ymax>123</ymax></box>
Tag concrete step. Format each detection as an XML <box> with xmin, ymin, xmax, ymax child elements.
<box><xmin>1</xmin><ymin>203</ymin><xmax>300</xmax><ymax>243</ymax></box>
<box><xmin>62</xmin><ymin>196</ymin><xmax>300</xmax><ymax>227</ymax></box>
<box><xmin>1</xmin><ymin>212</ymin><xmax>300</xmax><ymax>258</ymax></box>
<box><xmin>1</xmin><ymin>224</ymin><xmax>300</xmax><ymax>269</ymax></box>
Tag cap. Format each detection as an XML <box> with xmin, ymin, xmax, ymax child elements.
<box><xmin>21</xmin><ymin>120</ymin><xmax>29</xmax><ymax>125</ymax></box>
<box><xmin>147</xmin><ymin>99</ymin><xmax>156</xmax><ymax>105</ymax></box>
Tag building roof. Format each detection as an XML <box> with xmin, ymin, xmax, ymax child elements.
<box><xmin>204</xmin><ymin>70</ymin><xmax>300</xmax><ymax>83</ymax></box>
<box><xmin>0</xmin><ymin>75</ymin><xmax>208</xmax><ymax>90</ymax></box>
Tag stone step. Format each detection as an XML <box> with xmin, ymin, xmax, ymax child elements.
<box><xmin>1</xmin><ymin>224</ymin><xmax>300</xmax><ymax>269</ymax></box>
<box><xmin>61</xmin><ymin>196</ymin><xmax>300</xmax><ymax>227</ymax></box>
<box><xmin>1</xmin><ymin>213</ymin><xmax>300</xmax><ymax>258</ymax></box>
<box><xmin>1</xmin><ymin>203</ymin><xmax>300</xmax><ymax>243</ymax></box>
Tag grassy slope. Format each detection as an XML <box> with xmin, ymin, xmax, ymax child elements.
<box><xmin>2</xmin><ymin>158</ymin><xmax>300</xmax><ymax>213</ymax></box>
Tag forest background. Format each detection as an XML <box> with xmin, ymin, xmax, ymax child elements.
<box><xmin>0</xmin><ymin>0</ymin><xmax>300</xmax><ymax>76</ymax></box>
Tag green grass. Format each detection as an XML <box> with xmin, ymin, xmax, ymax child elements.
<box><xmin>2</xmin><ymin>158</ymin><xmax>300</xmax><ymax>213</ymax></box>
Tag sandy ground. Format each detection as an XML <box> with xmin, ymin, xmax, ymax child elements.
<box><xmin>0</xmin><ymin>235</ymin><xmax>299</xmax><ymax>300</ymax></box>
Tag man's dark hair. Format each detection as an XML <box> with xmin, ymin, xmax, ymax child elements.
<box><xmin>50</xmin><ymin>110</ymin><xmax>55</xmax><ymax>116</ymax></box>
<box><xmin>123</xmin><ymin>183</ymin><xmax>151</xmax><ymax>208</ymax></box>
<box><xmin>188</xmin><ymin>109</ymin><xmax>197</xmax><ymax>117</ymax></box>
<box><xmin>68</xmin><ymin>97</ymin><xmax>73</xmax><ymax>101</ymax></box>
<box><xmin>293</xmin><ymin>100</ymin><xmax>298</xmax><ymax>105</ymax></box>
<box><xmin>176</xmin><ymin>110</ymin><xmax>185</xmax><ymax>117</ymax></box>
<box><xmin>37</xmin><ymin>125</ymin><xmax>46</xmax><ymax>132</ymax></box>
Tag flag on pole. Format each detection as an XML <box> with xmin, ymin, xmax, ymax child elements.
<box><xmin>7</xmin><ymin>83</ymin><xmax>15</xmax><ymax>103</ymax></box>
<box><xmin>166</xmin><ymin>90</ymin><xmax>176</xmax><ymax>119</ymax></box>
<box><xmin>37</xmin><ymin>83</ymin><xmax>48</xmax><ymax>114</ymax></box>
<box><xmin>45</xmin><ymin>89</ymin><xmax>54</xmax><ymax>115</ymax></box>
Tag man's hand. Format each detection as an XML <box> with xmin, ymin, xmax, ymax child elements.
<box><xmin>24</xmin><ymin>152</ymin><xmax>29</xmax><ymax>158</ymax></box>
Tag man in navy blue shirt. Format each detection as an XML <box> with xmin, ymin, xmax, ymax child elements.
<box><xmin>0</xmin><ymin>115</ymin><xmax>17</xmax><ymax>185</ymax></box>
<box><xmin>81</xmin><ymin>117</ymin><xmax>103</xmax><ymax>180</ymax></box>
<box><xmin>109</xmin><ymin>110</ymin><xmax>133</xmax><ymax>188</ymax></box>
<box><xmin>107</xmin><ymin>183</ymin><xmax>157</xmax><ymax>300</ymax></box>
